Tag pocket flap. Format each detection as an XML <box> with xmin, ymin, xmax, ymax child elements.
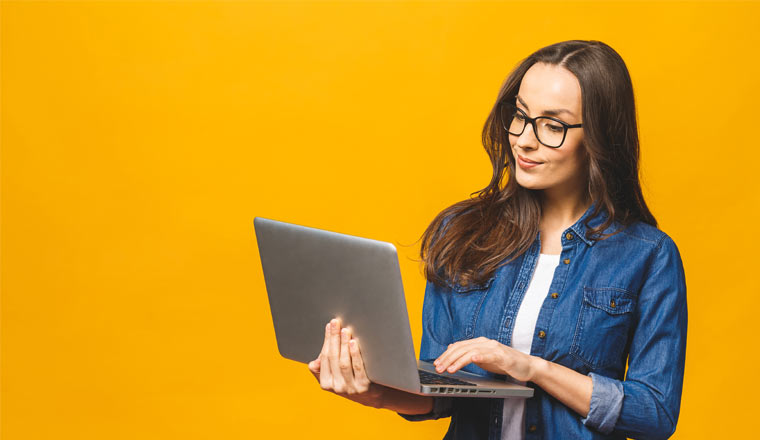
<box><xmin>583</xmin><ymin>287</ymin><xmax>634</xmax><ymax>315</ymax></box>
<box><xmin>447</xmin><ymin>276</ymin><xmax>495</xmax><ymax>293</ymax></box>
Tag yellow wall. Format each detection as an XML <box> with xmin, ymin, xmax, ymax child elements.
<box><xmin>2</xmin><ymin>1</ymin><xmax>758</xmax><ymax>438</ymax></box>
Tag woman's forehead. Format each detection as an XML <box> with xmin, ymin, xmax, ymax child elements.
<box><xmin>517</xmin><ymin>63</ymin><xmax>582</xmax><ymax>117</ymax></box>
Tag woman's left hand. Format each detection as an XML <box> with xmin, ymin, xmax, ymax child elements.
<box><xmin>433</xmin><ymin>337</ymin><xmax>540</xmax><ymax>382</ymax></box>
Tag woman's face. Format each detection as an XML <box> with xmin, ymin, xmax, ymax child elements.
<box><xmin>509</xmin><ymin>62</ymin><xmax>587</xmax><ymax>194</ymax></box>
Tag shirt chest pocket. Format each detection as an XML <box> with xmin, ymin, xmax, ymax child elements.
<box><xmin>570</xmin><ymin>287</ymin><xmax>636</xmax><ymax>370</ymax></box>
<box><xmin>446</xmin><ymin>277</ymin><xmax>495</xmax><ymax>342</ymax></box>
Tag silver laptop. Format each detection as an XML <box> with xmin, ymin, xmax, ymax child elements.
<box><xmin>254</xmin><ymin>217</ymin><xmax>533</xmax><ymax>398</ymax></box>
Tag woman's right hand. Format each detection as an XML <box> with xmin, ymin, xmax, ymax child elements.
<box><xmin>307</xmin><ymin>318</ymin><xmax>387</xmax><ymax>408</ymax></box>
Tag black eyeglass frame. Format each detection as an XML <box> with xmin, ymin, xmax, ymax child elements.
<box><xmin>499</xmin><ymin>101</ymin><xmax>583</xmax><ymax>148</ymax></box>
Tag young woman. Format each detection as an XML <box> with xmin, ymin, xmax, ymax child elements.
<box><xmin>307</xmin><ymin>40</ymin><xmax>687</xmax><ymax>440</ymax></box>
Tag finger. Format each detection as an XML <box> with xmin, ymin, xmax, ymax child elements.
<box><xmin>316</xmin><ymin>319</ymin><xmax>331</xmax><ymax>374</ymax></box>
<box><xmin>433</xmin><ymin>337</ymin><xmax>491</xmax><ymax>372</ymax></box>
<box><xmin>436</xmin><ymin>342</ymin><xmax>480</xmax><ymax>372</ymax></box>
<box><xmin>319</xmin><ymin>320</ymin><xmax>331</xmax><ymax>356</ymax></box>
<box><xmin>308</xmin><ymin>358</ymin><xmax>321</xmax><ymax>374</ymax></box>
<box><xmin>319</xmin><ymin>322</ymin><xmax>333</xmax><ymax>390</ymax></box>
<box><xmin>434</xmin><ymin>337</ymin><xmax>486</xmax><ymax>368</ymax></box>
<box><xmin>350</xmin><ymin>337</ymin><xmax>370</xmax><ymax>392</ymax></box>
<box><xmin>339</xmin><ymin>327</ymin><xmax>356</xmax><ymax>393</ymax></box>
<box><xmin>308</xmin><ymin>358</ymin><xmax>321</xmax><ymax>383</ymax></box>
<box><xmin>444</xmin><ymin>344</ymin><xmax>479</xmax><ymax>372</ymax></box>
<box><xmin>445</xmin><ymin>349</ymin><xmax>480</xmax><ymax>373</ymax></box>
<box><xmin>328</xmin><ymin>318</ymin><xmax>347</xmax><ymax>393</ymax></box>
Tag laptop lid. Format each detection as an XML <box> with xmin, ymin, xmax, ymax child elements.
<box><xmin>254</xmin><ymin>217</ymin><xmax>422</xmax><ymax>393</ymax></box>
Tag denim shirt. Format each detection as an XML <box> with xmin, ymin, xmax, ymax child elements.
<box><xmin>399</xmin><ymin>204</ymin><xmax>688</xmax><ymax>440</ymax></box>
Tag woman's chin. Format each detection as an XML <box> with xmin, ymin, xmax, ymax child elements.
<box><xmin>514</xmin><ymin>174</ymin><xmax>547</xmax><ymax>190</ymax></box>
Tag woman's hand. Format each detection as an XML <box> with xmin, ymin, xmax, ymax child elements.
<box><xmin>433</xmin><ymin>336</ymin><xmax>541</xmax><ymax>382</ymax></box>
<box><xmin>435</xmin><ymin>336</ymin><xmax>593</xmax><ymax>417</ymax></box>
<box><xmin>307</xmin><ymin>318</ymin><xmax>386</xmax><ymax>408</ymax></box>
<box><xmin>307</xmin><ymin>318</ymin><xmax>438</xmax><ymax>416</ymax></box>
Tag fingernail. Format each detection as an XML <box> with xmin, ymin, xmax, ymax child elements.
<box><xmin>349</xmin><ymin>339</ymin><xmax>356</xmax><ymax>347</ymax></box>
<box><xmin>448</xmin><ymin>366</ymin><xmax>455</xmax><ymax>372</ymax></box>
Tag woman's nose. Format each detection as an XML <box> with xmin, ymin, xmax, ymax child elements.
<box><xmin>514</xmin><ymin>122</ymin><xmax>539</xmax><ymax>151</ymax></box>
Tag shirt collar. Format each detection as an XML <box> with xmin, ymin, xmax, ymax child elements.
<box><xmin>567</xmin><ymin>201</ymin><xmax>613</xmax><ymax>247</ymax></box>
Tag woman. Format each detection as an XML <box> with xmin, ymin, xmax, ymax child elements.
<box><xmin>307</xmin><ymin>40</ymin><xmax>687</xmax><ymax>440</ymax></box>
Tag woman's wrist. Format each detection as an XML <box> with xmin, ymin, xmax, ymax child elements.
<box><xmin>527</xmin><ymin>354</ymin><xmax>550</xmax><ymax>383</ymax></box>
<box><xmin>522</xmin><ymin>354</ymin><xmax>593</xmax><ymax>417</ymax></box>
<box><xmin>371</xmin><ymin>383</ymin><xmax>388</xmax><ymax>409</ymax></box>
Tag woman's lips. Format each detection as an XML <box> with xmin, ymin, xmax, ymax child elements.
<box><xmin>517</xmin><ymin>154</ymin><xmax>543</xmax><ymax>169</ymax></box>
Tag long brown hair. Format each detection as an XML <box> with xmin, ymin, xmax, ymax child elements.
<box><xmin>420</xmin><ymin>40</ymin><xmax>657</xmax><ymax>290</ymax></box>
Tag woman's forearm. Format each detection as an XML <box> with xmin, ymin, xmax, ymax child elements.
<box><xmin>380</xmin><ymin>385</ymin><xmax>434</xmax><ymax>415</ymax></box>
<box><xmin>380</xmin><ymin>359</ymin><xmax>589</xmax><ymax>417</ymax></box>
<box><xmin>433</xmin><ymin>338</ymin><xmax>593</xmax><ymax>418</ymax></box>
<box><xmin>388</xmin><ymin>357</ymin><xmax>591</xmax><ymax>417</ymax></box>
<box><xmin>529</xmin><ymin>357</ymin><xmax>592</xmax><ymax>417</ymax></box>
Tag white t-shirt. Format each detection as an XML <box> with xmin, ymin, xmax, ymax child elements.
<box><xmin>501</xmin><ymin>253</ymin><xmax>560</xmax><ymax>440</ymax></box>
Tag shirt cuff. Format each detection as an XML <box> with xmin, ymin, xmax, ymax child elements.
<box><xmin>397</xmin><ymin>397</ymin><xmax>454</xmax><ymax>421</ymax></box>
<box><xmin>580</xmin><ymin>372</ymin><xmax>624</xmax><ymax>434</ymax></box>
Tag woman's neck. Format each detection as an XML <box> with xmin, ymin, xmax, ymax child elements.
<box><xmin>539</xmin><ymin>185</ymin><xmax>591</xmax><ymax>234</ymax></box>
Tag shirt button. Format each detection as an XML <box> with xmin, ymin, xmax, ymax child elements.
<box><xmin>551</xmin><ymin>292</ymin><xmax>559</xmax><ymax>299</ymax></box>
<box><xmin>565</xmin><ymin>232</ymin><xmax>574</xmax><ymax>240</ymax></box>
<box><xmin>538</xmin><ymin>330</ymin><xmax>546</xmax><ymax>339</ymax></box>
<box><xmin>528</xmin><ymin>424</ymin><xmax>537</xmax><ymax>432</ymax></box>
<box><xmin>610</xmin><ymin>300</ymin><xmax>616</xmax><ymax>308</ymax></box>
<box><xmin>563</xmin><ymin>258</ymin><xmax>571</xmax><ymax>265</ymax></box>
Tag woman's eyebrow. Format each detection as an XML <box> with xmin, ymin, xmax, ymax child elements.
<box><xmin>516</xmin><ymin>95</ymin><xmax>576</xmax><ymax>118</ymax></box>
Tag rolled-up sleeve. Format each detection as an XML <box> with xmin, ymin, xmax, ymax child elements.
<box><xmin>397</xmin><ymin>279</ymin><xmax>456</xmax><ymax>421</ymax></box>
<box><xmin>581</xmin><ymin>372</ymin><xmax>624</xmax><ymax>433</ymax></box>
<box><xmin>582</xmin><ymin>235</ymin><xmax>688</xmax><ymax>438</ymax></box>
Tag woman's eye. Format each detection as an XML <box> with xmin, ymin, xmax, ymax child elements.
<box><xmin>547</xmin><ymin>124</ymin><xmax>563</xmax><ymax>132</ymax></box>
<box><xmin>514</xmin><ymin>113</ymin><xmax>525</xmax><ymax>121</ymax></box>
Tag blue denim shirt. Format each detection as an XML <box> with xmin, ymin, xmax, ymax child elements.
<box><xmin>399</xmin><ymin>204</ymin><xmax>688</xmax><ymax>440</ymax></box>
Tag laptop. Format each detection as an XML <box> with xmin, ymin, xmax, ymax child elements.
<box><xmin>254</xmin><ymin>217</ymin><xmax>533</xmax><ymax>398</ymax></box>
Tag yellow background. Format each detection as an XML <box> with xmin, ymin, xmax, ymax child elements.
<box><xmin>2</xmin><ymin>1</ymin><xmax>758</xmax><ymax>438</ymax></box>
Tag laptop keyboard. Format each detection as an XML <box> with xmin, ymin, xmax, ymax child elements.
<box><xmin>418</xmin><ymin>369</ymin><xmax>476</xmax><ymax>386</ymax></box>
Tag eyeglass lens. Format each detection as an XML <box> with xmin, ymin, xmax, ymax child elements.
<box><xmin>501</xmin><ymin>103</ymin><xmax>566</xmax><ymax>147</ymax></box>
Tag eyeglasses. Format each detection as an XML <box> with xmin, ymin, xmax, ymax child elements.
<box><xmin>499</xmin><ymin>101</ymin><xmax>582</xmax><ymax>148</ymax></box>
